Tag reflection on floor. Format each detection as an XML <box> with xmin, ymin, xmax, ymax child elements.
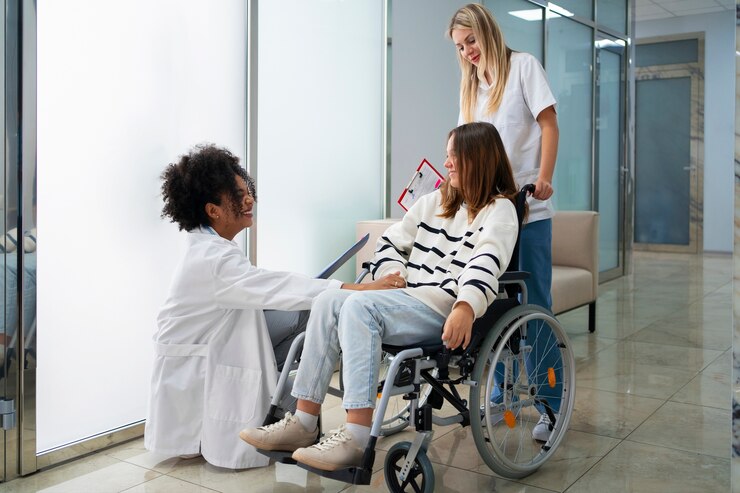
<box><xmin>2</xmin><ymin>251</ymin><xmax>732</xmax><ymax>492</ymax></box>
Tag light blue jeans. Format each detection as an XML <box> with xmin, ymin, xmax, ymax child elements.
<box><xmin>291</xmin><ymin>289</ymin><xmax>445</xmax><ymax>409</ymax></box>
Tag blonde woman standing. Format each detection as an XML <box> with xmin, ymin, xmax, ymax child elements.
<box><xmin>449</xmin><ymin>3</ymin><xmax>560</xmax><ymax>443</ymax></box>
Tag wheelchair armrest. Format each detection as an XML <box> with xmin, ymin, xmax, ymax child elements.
<box><xmin>355</xmin><ymin>268</ymin><xmax>370</xmax><ymax>284</ymax></box>
<box><xmin>499</xmin><ymin>271</ymin><xmax>530</xmax><ymax>283</ymax></box>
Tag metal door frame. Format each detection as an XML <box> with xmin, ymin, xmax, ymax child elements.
<box><xmin>595</xmin><ymin>31</ymin><xmax>628</xmax><ymax>283</ymax></box>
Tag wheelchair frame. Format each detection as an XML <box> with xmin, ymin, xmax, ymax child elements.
<box><xmin>256</xmin><ymin>185</ymin><xmax>577</xmax><ymax>491</ymax></box>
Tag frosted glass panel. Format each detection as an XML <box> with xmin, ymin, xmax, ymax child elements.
<box><xmin>257</xmin><ymin>1</ymin><xmax>383</xmax><ymax>280</ymax></box>
<box><xmin>37</xmin><ymin>0</ymin><xmax>247</xmax><ymax>452</ymax></box>
<box><xmin>635</xmin><ymin>77</ymin><xmax>691</xmax><ymax>245</ymax></box>
<box><xmin>547</xmin><ymin>17</ymin><xmax>593</xmax><ymax>211</ymax></box>
<box><xmin>485</xmin><ymin>0</ymin><xmax>543</xmax><ymax>62</ymax></box>
<box><xmin>597</xmin><ymin>43</ymin><xmax>623</xmax><ymax>271</ymax></box>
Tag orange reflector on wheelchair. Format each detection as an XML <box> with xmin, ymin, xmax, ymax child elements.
<box><xmin>503</xmin><ymin>410</ymin><xmax>516</xmax><ymax>428</ymax></box>
<box><xmin>548</xmin><ymin>367</ymin><xmax>556</xmax><ymax>388</ymax></box>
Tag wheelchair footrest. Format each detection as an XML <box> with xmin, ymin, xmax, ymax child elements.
<box><xmin>295</xmin><ymin>462</ymin><xmax>372</xmax><ymax>485</ymax></box>
<box><xmin>256</xmin><ymin>448</ymin><xmax>298</xmax><ymax>465</ymax></box>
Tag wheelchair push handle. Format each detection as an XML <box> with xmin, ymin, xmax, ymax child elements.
<box><xmin>521</xmin><ymin>183</ymin><xmax>536</xmax><ymax>195</ymax></box>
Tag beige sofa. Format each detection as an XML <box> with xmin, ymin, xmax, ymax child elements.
<box><xmin>550</xmin><ymin>211</ymin><xmax>599</xmax><ymax>332</ymax></box>
<box><xmin>356</xmin><ymin>211</ymin><xmax>599</xmax><ymax>332</ymax></box>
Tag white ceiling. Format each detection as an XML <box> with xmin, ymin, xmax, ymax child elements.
<box><xmin>635</xmin><ymin>0</ymin><xmax>735</xmax><ymax>22</ymax></box>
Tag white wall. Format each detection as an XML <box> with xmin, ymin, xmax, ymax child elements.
<box><xmin>636</xmin><ymin>11</ymin><xmax>735</xmax><ymax>253</ymax></box>
<box><xmin>389</xmin><ymin>0</ymin><xmax>467</xmax><ymax>218</ymax></box>
<box><xmin>37</xmin><ymin>0</ymin><xmax>247</xmax><ymax>452</ymax></box>
<box><xmin>256</xmin><ymin>0</ymin><xmax>383</xmax><ymax>279</ymax></box>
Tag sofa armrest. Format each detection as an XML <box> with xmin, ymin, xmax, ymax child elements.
<box><xmin>552</xmin><ymin>211</ymin><xmax>600</xmax><ymax>297</ymax></box>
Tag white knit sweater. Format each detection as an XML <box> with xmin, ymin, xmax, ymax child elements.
<box><xmin>367</xmin><ymin>190</ymin><xmax>518</xmax><ymax>319</ymax></box>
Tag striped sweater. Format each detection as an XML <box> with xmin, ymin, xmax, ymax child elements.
<box><xmin>367</xmin><ymin>190</ymin><xmax>518</xmax><ymax>319</ymax></box>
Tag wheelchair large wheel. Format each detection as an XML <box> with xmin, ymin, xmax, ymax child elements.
<box><xmin>384</xmin><ymin>441</ymin><xmax>435</xmax><ymax>493</ymax></box>
<box><xmin>469</xmin><ymin>304</ymin><xmax>575</xmax><ymax>478</ymax></box>
<box><xmin>340</xmin><ymin>352</ymin><xmax>437</xmax><ymax>437</ymax></box>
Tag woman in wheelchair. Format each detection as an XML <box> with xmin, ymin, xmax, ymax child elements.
<box><xmin>240</xmin><ymin>122</ymin><xmax>520</xmax><ymax>471</ymax></box>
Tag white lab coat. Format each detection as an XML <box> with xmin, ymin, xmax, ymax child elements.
<box><xmin>144</xmin><ymin>228</ymin><xmax>340</xmax><ymax>469</ymax></box>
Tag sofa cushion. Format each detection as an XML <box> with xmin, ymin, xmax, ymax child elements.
<box><xmin>551</xmin><ymin>266</ymin><xmax>594</xmax><ymax>315</ymax></box>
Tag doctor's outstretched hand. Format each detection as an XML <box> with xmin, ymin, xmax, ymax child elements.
<box><xmin>341</xmin><ymin>271</ymin><xmax>406</xmax><ymax>291</ymax></box>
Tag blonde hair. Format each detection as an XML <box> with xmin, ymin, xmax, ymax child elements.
<box><xmin>439</xmin><ymin>122</ymin><xmax>517</xmax><ymax>223</ymax></box>
<box><xmin>447</xmin><ymin>4</ymin><xmax>511</xmax><ymax>123</ymax></box>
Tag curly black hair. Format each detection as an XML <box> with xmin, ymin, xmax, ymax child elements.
<box><xmin>160</xmin><ymin>144</ymin><xmax>256</xmax><ymax>231</ymax></box>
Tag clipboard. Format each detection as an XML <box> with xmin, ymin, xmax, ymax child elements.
<box><xmin>397</xmin><ymin>159</ymin><xmax>445</xmax><ymax>211</ymax></box>
<box><xmin>315</xmin><ymin>234</ymin><xmax>369</xmax><ymax>279</ymax></box>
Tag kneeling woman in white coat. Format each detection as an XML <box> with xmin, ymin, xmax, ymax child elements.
<box><xmin>145</xmin><ymin>144</ymin><xmax>404</xmax><ymax>469</ymax></box>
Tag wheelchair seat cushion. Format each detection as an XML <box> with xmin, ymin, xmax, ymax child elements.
<box><xmin>381</xmin><ymin>342</ymin><xmax>444</xmax><ymax>357</ymax></box>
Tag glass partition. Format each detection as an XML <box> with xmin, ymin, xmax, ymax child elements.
<box><xmin>547</xmin><ymin>15</ymin><xmax>593</xmax><ymax>211</ymax></box>
<box><xmin>597</xmin><ymin>0</ymin><xmax>627</xmax><ymax>35</ymax></box>
<box><xmin>256</xmin><ymin>0</ymin><xmax>383</xmax><ymax>279</ymax></box>
<box><xmin>37</xmin><ymin>0</ymin><xmax>247</xmax><ymax>455</ymax></box>
<box><xmin>485</xmin><ymin>0</ymin><xmax>543</xmax><ymax>62</ymax></box>
<box><xmin>550</xmin><ymin>0</ymin><xmax>592</xmax><ymax>21</ymax></box>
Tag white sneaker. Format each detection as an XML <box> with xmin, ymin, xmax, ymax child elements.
<box><xmin>239</xmin><ymin>412</ymin><xmax>318</xmax><ymax>452</ymax></box>
<box><xmin>292</xmin><ymin>425</ymin><xmax>364</xmax><ymax>471</ymax></box>
<box><xmin>532</xmin><ymin>413</ymin><xmax>555</xmax><ymax>442</ymax></box>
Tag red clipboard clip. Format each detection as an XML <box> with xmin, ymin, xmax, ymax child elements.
<box><xmin>397</xmin><ymin>159</ymin><xmax>445</xmax><ymax>211</ymax></box>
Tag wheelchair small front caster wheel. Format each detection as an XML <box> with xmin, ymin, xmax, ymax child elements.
<box><xmin>384</xmin><ymin>441</ymin><xmax>434</xmax><ymax>493</ymax></box>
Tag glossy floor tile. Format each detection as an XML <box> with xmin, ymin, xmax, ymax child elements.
<box><xmin>2</xmin><ymin>252</ymin><xmax>732</xmax><ymax>492</ymax></box>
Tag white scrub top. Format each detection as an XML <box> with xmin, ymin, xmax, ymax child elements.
<box><xmin>460</xmin><ymin>51</ymin><xmax>557</xmax><ymax>223</ymax></box>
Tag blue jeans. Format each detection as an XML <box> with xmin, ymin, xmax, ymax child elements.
<box><xmin>493</xmin><ymin>219</ymin><xmax>562</xmax><ymax>414</ymax></box>
<box><xmin>521</xmin><ymin>219</ymin><xmax>561</xmax><ymax>414</ymax></box>
<box><xmin>291</xmin><ymin>289</ymin><xmax>445</xmax><ymax>409</ymax></box>
<box><xmin>520</xmin><ymin>219</ymin><xmax>552</xmax><ymax>310</ymax></box>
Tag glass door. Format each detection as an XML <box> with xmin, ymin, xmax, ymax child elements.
<box><xmin>595</xmin><ymin>33</ymin><xmax>626</xmax><ymax>280</ymax></box>
<box><xmin>634</xmin><ymin>38</ymin><xmax>703</xmax><ymax>253</ymax></box>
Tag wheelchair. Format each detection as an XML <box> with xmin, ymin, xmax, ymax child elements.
<box><xmin>257</xmin><ymin>185</ymin><xmax>576</xmax><ymax>492</ymax></box>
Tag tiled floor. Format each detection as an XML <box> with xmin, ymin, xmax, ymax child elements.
<box><xmin>2</xmin><ymin>252</ymin><xmax>732</xmax><ymax>492</ymax></box>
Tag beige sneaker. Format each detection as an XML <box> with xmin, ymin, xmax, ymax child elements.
<box><xmin>238</xmin><ymin>412</ymin><xmax>318</xmax><ymax>452</ymax></box>
<box><xmin>292</xmin><ymin>425</ymin><xmax>364</xmax><ymax>471</ymax></box>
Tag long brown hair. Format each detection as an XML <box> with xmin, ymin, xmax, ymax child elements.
<box><xmin>448</xmin><ymin>3</ymin><xmax>511</xmax><ymax>123</ymax></box>
<box><xmin>440</xmin><ymin>122</ymin><xmax>517</xmax><ymax>222</ymax></box>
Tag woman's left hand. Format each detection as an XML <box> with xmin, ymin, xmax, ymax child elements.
<box><xmin>368</xmin><ymin>272</ymin><xmax>407</xmax><ymax>291</ymax></box>
<box><xmin>343</xmin><ymin>271</ymin><xmax>406</xmax><ymax>291</ymax></box>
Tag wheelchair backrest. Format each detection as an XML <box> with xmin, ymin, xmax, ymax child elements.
<box><xmin>507</xmin><ymin>183</ymin><xmax>535</xmax><ymax>276</ymax></box>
